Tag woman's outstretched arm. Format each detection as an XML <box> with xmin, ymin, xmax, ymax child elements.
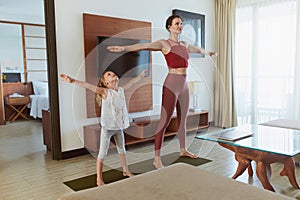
<box><xmin>107</xmin><ymin>40</ymin><xmax>166</xmax><ymax>52</ymax></box>
<box><xmin>60</xmin><ymin>74</ymin><xmax>108</xmax><ymax>99</ymax></box>
<box><xmin>186</xmin><ymin>42</ymin><xmax>217</xmax><ymax>57</ymax></box>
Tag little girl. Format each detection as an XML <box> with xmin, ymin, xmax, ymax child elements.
<box><xmin>60</xmin><ymin>69</ymin><xmax>146</xmax><ymax>186</ymax></box>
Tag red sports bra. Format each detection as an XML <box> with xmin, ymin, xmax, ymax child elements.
<box><xmin>164</xmin><ymin>40</ymin><xmax>189</xmax><ymax>68</ymax></box>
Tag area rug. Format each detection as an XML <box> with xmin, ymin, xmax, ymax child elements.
<box><xmin>63</xmin><ymin>152</ymin><xmax>211</xmax><ymax>191</ymax></box>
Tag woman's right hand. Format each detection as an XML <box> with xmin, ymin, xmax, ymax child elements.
<box><xmin>60</xmin><ymin>74</ymin><xmax>75</xmax><ymax>83</ymax></box>
<box><xmin>208</xmin><ymin>52</ymin><xmax>218</xmax><ymax>57</ymax></box>
<box><xmin>107</xmin><ymin>46</ymin><xmax>125</xmax><ymax>52</ymax></box>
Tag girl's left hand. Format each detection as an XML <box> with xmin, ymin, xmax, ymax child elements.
<box><xmin>60</xmin><ymin>74</ymin><xmax>75</xmax><ymax>83</ymax></box>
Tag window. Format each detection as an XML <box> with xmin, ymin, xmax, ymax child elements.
<box><xmin>24</xmin><ymin>25</ymin><xmax>47</xmax><ymax>82</ymax></box>
<box><xmin>235</xmin><ymin>0</ymin><xmax>297</xmax><ymax>124</ymax></box>
<box><xmin>0</xmin><ymin>22</ymin><xmax>47</xmax><ymax>82</ymax></box>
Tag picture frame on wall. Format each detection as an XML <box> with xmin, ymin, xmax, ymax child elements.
<box><xmin>172</xmin><ymin>9</ymin><xmax>205</xmax><ymax>58</ymax></box>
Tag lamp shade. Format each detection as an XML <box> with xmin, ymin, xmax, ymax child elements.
<box><xmin>188</xmin><ymin>81</ymin><xmax>203</xmax><ymax>112</ymax></box>
<box><xmin>188</xmin><ymin>81</ymin><xmax>203</xmax><ymax>95</ymax></box>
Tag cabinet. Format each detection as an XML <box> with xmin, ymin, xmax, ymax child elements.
<box><xmin>84</xmin><ymin>110</ymin><xmax>209</xmax><ymax>152</ymax></box>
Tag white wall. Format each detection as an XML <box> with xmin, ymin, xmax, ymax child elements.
<box><xmin>55</xmin><ymin>0</ymin><xmax>216</xmax><ymax>151</ymax></box>
<box><xmin>0</xmin><ymin>0</ymin><xmax>44</xmax><ymax>24</ymax></box>
<box><xmin>0</xmin><ymin>23</ymin><xmax>24</xmax><ymax>76</ymax></box>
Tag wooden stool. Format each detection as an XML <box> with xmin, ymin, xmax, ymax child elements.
<box><xmin>4</xmin><ymin>96</ymin><xmax>31</xmax><ymax>122</ymax></box>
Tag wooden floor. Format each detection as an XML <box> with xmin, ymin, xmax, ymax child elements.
<box><xmin>1</xmin><ymin>120</ymin><xmax>300</xmax><ymax>200</ymax></box>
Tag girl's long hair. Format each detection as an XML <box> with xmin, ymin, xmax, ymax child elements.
<box><xmin>95</xmin><ymin>74</ymin><xmax>107</xmax><ymax>107</ymax></box>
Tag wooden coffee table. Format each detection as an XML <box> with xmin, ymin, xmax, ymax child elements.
<box><xmin>196</xmin><ymin>124</ymin><xmax>300</xmax><ymax>192</ymax></box>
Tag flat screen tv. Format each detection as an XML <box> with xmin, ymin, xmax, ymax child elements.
<box><xmin>97</xmin><ymin>36</ymin><xmax>150</xmax><ymax>78</ymax></box>
<box><xmin>2</xmin><ymin>72</ymin><xmax>21</xmax><ymax>83</ymax></box>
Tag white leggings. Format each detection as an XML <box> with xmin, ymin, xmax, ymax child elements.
<box><xmin>97</xmin><ymin>128</ymin><xmax>126</xmax><ymax>159</ymax></box>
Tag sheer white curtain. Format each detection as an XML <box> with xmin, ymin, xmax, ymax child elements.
<box><xmin>235</xmin><ymin>0</ymin><xmax>300</xmax><ymax>124</ymax></box>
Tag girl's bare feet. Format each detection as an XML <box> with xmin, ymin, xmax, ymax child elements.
<box><xmin>180</xmin><ymin>150</ymin><xmax>198</xmax><ymax>158</ymax></box>
<box><xmin>123</xmin><ymin>171</ymin><xmax>134</xmax><ymax>177</ymax></box>
<box><xmin>97</xmin><ymin>177</ymin><xmax>105</xmax><ymax>187</ymax></box>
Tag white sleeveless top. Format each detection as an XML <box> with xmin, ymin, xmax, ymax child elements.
<box><xmin>100</xmin><ymin>87</ymin><xmax>130</xmax><ymax>130</ymax></box>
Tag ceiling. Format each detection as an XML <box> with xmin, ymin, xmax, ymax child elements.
<box><xmin>0</xmin><ymin>0</ymin><xmax>44</xmax><ymax>20</ymax></box>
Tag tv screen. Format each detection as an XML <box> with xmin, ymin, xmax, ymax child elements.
<box><xmin>97</xmin><ymin>36</ymin><xmax>150</xmax><ymax>78</ymax></box>
<box><xmin>2</xmin><ymin>72</ymin><xmax>21</xmax><ymax>83</ymax></box>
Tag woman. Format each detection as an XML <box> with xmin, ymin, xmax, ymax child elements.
<box><xmin>108</xmin><ymin>14</ymin><xmax>217</xmax><ymax>169</ymax></box>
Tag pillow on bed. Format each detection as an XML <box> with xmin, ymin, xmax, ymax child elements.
<box><xmin>32</xmin><ymin>81</ymin><xmax>48</xmax><ymax>95</ymax></box>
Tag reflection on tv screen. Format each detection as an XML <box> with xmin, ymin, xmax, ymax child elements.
<box><xmin>97</xmin><ymin>36</ymin><xmax>150</xmax><ymax>78</ymax></box>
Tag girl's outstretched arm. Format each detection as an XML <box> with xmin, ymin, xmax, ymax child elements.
<box><xmin>122</xmin><ymin>70</ymin><xmax>147</xmax><ymax>90</ymax></box>
<box><xmin>60</xmin><ymin>74</ymin><xmax>108</xmax><ymax>99</ymax></box>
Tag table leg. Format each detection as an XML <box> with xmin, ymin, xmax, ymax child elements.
<box><xmin>248</xmin><ymin>164</ymin><xmax>254</xmax><ymax>177</ymax></box>
<box><xmin>218</xmin><ymin>142</ymin><xmax>300</xmax><ymax>192</ymax></box>
<box><xmin>8</xmin><ymin>110</ymin><xmax>17</xmax><ymax>121</ymax></box>
<box><xmin>10</xmin><ymin>105</ymin><xmax>29</xmax><ymax>122</ymax></box>
<box><xmin>256</xmin><ymin>161</ymin><xmax>275</xmax><ymax>192</ymax></box>
<box><xmin>232</xmin><ymin>154</ymin><xmax>253</xmax><ymax>179</ymax></box>
<box><xmin>220</xmin><ymin>143</ymin><xmax>254</xmax><ymax>178</ymax></box>
<box><xmin>280</xmin><ymin>157</ymin><xmax>299</xmax><ymax>189</ymax></box>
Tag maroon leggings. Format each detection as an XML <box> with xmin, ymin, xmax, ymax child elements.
<box><xmin>154</xmin><ymin>73</ymin><xmax>189</xmax><ymax>156</ymax></box>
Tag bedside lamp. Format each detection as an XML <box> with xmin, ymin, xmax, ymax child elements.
<box><xmin>188</xmin><ymin>81</ymin><xmax>203</xmax><ymax>112</ymax></box>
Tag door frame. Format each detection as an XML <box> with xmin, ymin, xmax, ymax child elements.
<box><xmin>44</xmin><ymin>0</ymin><xmax>62</xmax><ymax>160</ymax></box>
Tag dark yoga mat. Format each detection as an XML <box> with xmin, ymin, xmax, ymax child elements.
<box><xmin>63</xmin><ymin>152</ymin><xmax>211</xmax><ymax>191</ymax></box>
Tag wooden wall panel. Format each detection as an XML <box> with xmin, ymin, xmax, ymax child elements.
<box><xmin>83</xmin><ymin>13</ymin><xmax>152</xmax><ymax>118</ymax></box>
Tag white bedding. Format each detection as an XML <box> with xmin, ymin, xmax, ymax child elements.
<box><xmin>28</xmin><ymin>94</ymin><xmax>49</xmax><ymax>119</ymax></box>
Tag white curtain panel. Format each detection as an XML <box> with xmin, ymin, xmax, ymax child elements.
<box><xmin>293</xmin><ymin>0</ymin><xmax>300</xmax><ymax>120</ymax></box>
<box><xmin>214</xmin><ymin>0</ymin><xmax>237</xmax><ymax>128</ymax></box>
<box><xmin>235</xmin><ymin>0</ymin><xmax>300</xmax><ymax>124</ymax></box>
<box><xmin>237</xmin><ymin>0</ymin><xmax>295</xmax><ymax>7</ymax></box>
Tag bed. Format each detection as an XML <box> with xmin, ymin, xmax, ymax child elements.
<box><xmin>28</xmin><ymin>81</ymin><xmax>49</xmax><ymax>119</ymax></box>
<box><xmin>29</xmin><ymin>94</ymin><xmax>49</xmax><ymax>118</ymax></box>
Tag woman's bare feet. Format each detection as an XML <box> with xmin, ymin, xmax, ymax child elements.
<box><xmin>123</xmin><ymin>171</ymin><xmax>134</xmax><ymax>177</ymax></box>
<box><xmin>97</xmin><ymin>177</ymin><xmax>105</xmax><ymax>187</ymax></box>
<box><xmin>180</xmin><ymin>150</ymin><xmax>198</xmax><ymax>158</ymax></box>
<box><xmin>153</xmin><ymin>157</ymin><xmax>164</xmax><ymax>169</ymax></box>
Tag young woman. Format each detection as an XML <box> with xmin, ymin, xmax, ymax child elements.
<box><xmin>60</xmin><ymin>69</ymin><xmax>146</xmax><ymax>186</ymax></box>
<box><xmin>107</xmin><ymin>14</ymin><xmax>217</xmax><ymax>169</ymax></box>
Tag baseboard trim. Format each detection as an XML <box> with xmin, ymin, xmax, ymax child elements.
<box><xmin>62</xmin><ymin>148</ymin><xmax>90</xmax><ymax>159</ymax></box>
